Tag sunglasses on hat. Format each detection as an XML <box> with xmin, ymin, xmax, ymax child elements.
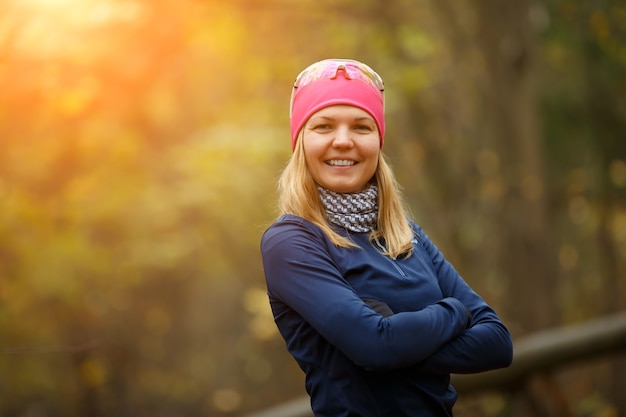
<box><xmin>289</xmin><ymin>59</ymin><xmax>385</xmax><ymax>118</ymax></box>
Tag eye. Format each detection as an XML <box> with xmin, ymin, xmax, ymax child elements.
<box><xmin>311</xmin><ymin>123</ymin><xmax>333</xmax><ymax>132</ymax></box>
<box><xmin>354</xmin><ymin>124</ymin><xmax>374</xmax><ymax>133</ymax></box>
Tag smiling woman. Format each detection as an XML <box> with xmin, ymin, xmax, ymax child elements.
<box><xmin>260</xmin><ymin>59</ymin><xmax>513</xmax><ymax>417</ymax></box>
<box><xmin>301</xmin><ymin>105</ymin><xmax>380</xmax><ymax>194</ymax></box>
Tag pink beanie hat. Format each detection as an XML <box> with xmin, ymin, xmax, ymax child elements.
<box><xmin>289</xmin><ymin>72</ymin><xmax>385</xmax><ymax>151</ymax></box>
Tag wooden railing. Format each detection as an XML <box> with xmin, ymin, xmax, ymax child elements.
<box><xmin>243</xmin><ymin>311</ymin><xmax>626</xmax><ymax>417</ymax></box>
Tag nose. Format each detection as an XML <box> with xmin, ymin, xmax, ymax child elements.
<box><xmin>332</xmin><ymin>125</ymin><xmax>354</xmax><ymax>148</ymax></box>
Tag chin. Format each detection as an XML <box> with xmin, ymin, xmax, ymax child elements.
<box><xmin>326</xmin><ymin>184</ymin><xmax>363</xmax><ymax>193</ymax></box>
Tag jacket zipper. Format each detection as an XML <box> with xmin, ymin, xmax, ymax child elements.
<box><xmin>372</xmin><ymin>239</ymin><xmax>408</xmax><ymax>278</ymax></box>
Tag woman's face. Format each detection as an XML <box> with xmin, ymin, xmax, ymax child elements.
<box><xmin>302</xmin><ymin>105</ymin><xmax>380</xmax><ymax>193</ymax></box>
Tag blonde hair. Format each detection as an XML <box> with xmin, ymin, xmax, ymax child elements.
<box><xmin>277</xmin><ymin>134</ymin><xmax>414</xmax><ymax>258</ymax></box>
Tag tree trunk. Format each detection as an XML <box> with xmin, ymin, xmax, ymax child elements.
<box><xmin>470</xmin><ymin>0</ymin><xmax>561</xmax><ymax>333</ymax></box>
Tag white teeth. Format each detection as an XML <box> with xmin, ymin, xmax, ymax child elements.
<box><xmin>328</xmin><ymin>160</ymin><xmax>355</xmax><ymax>166</ymax></box>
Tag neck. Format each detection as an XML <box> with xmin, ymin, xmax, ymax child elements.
<box><xmin>317</xmin><ymin>183</ymin><xmax>378</xmax><ymax>233</ymax></box>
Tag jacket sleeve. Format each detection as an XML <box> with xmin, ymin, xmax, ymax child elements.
<box><xmin>412</xmin><ymin>225</ymin><xmax>513</xmax><ymax>374</ymax></box>
<box><xmin>261</xmin><ymin>218</ymin><xmax>472</xmax><ymax>371</ymax></box>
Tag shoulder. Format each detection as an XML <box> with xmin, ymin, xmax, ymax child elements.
<box><xmin>404</xmin><ymin>220</ymin><xmax>445</xmax><ymax>259</ymax></box>
<box><xmin>260</xmin><ymin>215</ymin><xmax>340</xmax><ymax>274</ymax></box>
<box><xmin>263</xmin><ymin>214</ymin><xmax>321</xmax><ymax>238</ymax></box>
<box><xmin>261</xmin><ymin>214</ymin><xmax>328</xmax><ymax>251</ymax></box>
<box><xmin>406</xmin><ymin>219</ymin><xmax>428</xmax><ymax>246</ymax></box>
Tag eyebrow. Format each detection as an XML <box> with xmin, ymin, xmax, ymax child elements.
<box><xmin>311</xmin><ymin>116</ymin><xmax>374</xmax><ymax>122</ymax></box>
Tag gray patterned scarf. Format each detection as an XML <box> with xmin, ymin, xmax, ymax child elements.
<box><xmin>317</xmin><ymin>183</ymin><xmax>378</xmax><ymax>233</ymax></box>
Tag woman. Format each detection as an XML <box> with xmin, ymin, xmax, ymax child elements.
<box><xmin>260</xmin><ymin>59</ymin><xmax>513</xmax><ymax>417</ymax></box>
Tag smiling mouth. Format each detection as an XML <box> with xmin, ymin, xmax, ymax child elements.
<box><xmin>326</xmin><ymin>160</ymin><xmax>356</xmax><ymax>166</ymax></box>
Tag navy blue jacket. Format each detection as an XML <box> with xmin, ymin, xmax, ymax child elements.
<box><xmin>261</xmin><ymin>214</ymin><xmax>513</xmax><ymax>417</ymax></box>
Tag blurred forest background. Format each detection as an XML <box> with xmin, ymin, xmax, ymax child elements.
<box><xmin>0</xmin><ymin>0</ymin><xmax>625</xmax><ymax>416</ymax></box>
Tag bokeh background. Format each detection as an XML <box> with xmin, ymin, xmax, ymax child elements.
<box><xmin>1</xmin><ymin>0</ymin><xmax>625</xmax><ymax>416</ymax></box>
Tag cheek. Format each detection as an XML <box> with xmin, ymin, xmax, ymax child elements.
<box><xmin>301</xmin><ymin>141</ymin><xmax>322</xmax><ymax>174</ymax></box>
<box><xmin>361</xmin><ymin>148</ymin><xmax>379</xmax><ymax>175</ymax></box>
<box><xmin>364</xmin><ymin>144</ymin><xmax>381</xmax><ymax>164</ymax></box>
<box><xmin>366</xmin><ymin>149</ymin><xmax>381</xmax><ymax>175</ymax></box>
<box><xmin>301</xmin><ymin>141</ymin><xmax>314</xmax><ymax>162</ymax></box>
<box><xmin>302</xmin><ymin>135</ymin><xmax>325</xmax><ymax>159</ymax></box>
